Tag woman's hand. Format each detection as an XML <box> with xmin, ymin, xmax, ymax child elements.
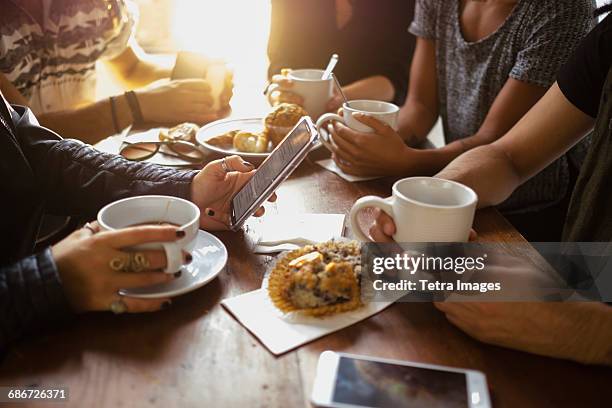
<box><xmin>266</xmin><ymin>71</ymin><xmax>304</xmax><ymax>107</ymax></box>
<box><xmin>329</xmin><ymin>114</ymin><xmax>416</xmax><ymax>177</ymax></box>
<box><xmin>191</xmin><ymin>155</ymin><xmax>277</xmax><ymax>230</ymax></box>
<box><xmin>267</xmin><ymin>69</ymin><xmax>344</xmax><ymax>114</ymax></box>
<box><xmin>135</xmin><ymin>79</ymin><xmax>226</xmax><ymax>125</ymax></box>
<box><xmin>369</xmin><ymin>209</ymin><xmax>478</xmax><ymax>242</ymax></box>
<box><xmin>52</xmin><ymin>223</ymin><xmax>190</xmax><ymax>313</ymax></box>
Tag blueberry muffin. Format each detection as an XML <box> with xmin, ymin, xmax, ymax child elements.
<box><xmin>268</xmin><ymin>241</ymin><xmax>362</xmax><ymax>317</ymax></box>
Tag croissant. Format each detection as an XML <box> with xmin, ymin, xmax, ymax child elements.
<box><xmin>233</xmin><ymin>130</ymin><xmax>270</xmax><ymax>153</ymax></box>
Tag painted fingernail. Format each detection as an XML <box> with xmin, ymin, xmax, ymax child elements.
<box><xmin>161</xmin><ymin>300</ymin><xmax>172</xmax><ymax>310</ymax></box>
<box><xmin>207</xmin><ymin>209</ymin><xmax>215</xmax><ymax>217</ymax></box>
<box><xmin>174</xmin><ymin>271</ymin><xmax>182</xmax><ymax>278</ymax></box>
<box><xmin>242</xmin><ymin>161</ymin><xmax>254</xmax><ymax>168</ymax></box>
<box><xmin>176</xmin><ymin>230</ymin><xmax>186</xmax><ymax>238</ymax></box>
<box><xmin>186</xmin><ymin>254</ymin><xmax>193</xmax><ymax>264</ymax></box>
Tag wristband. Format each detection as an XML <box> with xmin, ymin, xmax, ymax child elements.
<box><xmin>124</xmin><ymin>90</ymin><xmax>144</xmax><ymax>125</ymax></box>
<box><xmin>109</xmin><ymin>96</ymin><xmax>121</xmax><ymax>134</ymax></box>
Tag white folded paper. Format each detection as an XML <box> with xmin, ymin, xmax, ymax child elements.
<box><xmin>316</xmin><ymin>159</ymin><xmax>382</xmax><ymax>182</ymax></box>
<box><xmin>222</xmin><ymin>289</ymin><xmax>393</xmax><ymax>355</ymax></box>
<box><xmin>253</xmin><ymin>214</ymin><xmax>345</xmax><ymax>254</ymax></box>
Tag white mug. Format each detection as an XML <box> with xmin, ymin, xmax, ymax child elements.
<box><xmin>349</xmin><ymin>177</ymin><xmax>478</xmax><ymax>242</ymax></box>
<box><xmin>316</xmin><ymin>100</ymin><xmax>400</xmax><ymax>150</ymax></box>
<box><xmin>273</xmin><ymin>69</ymin><xmax>333</xmax><ymax>120</ymax></box>
<box><xmin>97</xmin><ymin>195</ymin><xmax>200</xmax><ymax>273</ymax></box>
<box><xmin>206</xmin><ymin>62</ymin><xmax>228</xmax><ymax>111</ymax></box>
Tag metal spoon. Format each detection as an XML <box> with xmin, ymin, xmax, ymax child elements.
<box><xmin>322</xmin><ymin>53</ymin><xmax>339</xmax><ymax>80</ymax></box>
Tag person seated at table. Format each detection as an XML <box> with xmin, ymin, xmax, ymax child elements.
<box><xmin>265</xmin><ymin>0</ymin><xmax>416</xmax><ymax>112</ymax></box>
<box><xmin>0</xmin><ymin>0</ymin><xmax>232</xmax><ymax>144</ymax></box>
<box><xmin>0</xmin><ymin>89</ymin><xmax>271</xmax><ymax>353</ymax></box>
<box><xmin>368</xmin><ymin>7</ymin><xmax>612</xmax><ymax>366</ymax></box>
<box><xmin>327</xmin><ymin>0</ymin><xmax>595</xmax><ymax>242</ymax></box>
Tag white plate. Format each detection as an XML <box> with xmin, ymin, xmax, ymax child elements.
<box><xmin>196</xmin><ymin>117</ymin><xmax>321</xmax><ymax>160</ymax></box>
<box><xmin>119</xmin><ymin>230</ymin><xmax>228</xmax><ymax>299</ymax></box>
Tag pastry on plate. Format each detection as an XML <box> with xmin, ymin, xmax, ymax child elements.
<box><xmin>159</xmin><ymin>122</ymin><xmax>200</xmax><ymax>142</ymax></box>
<box><xmin>233</xmin><ymin>130</ymin><xmax>270</xmax><ymax>153</ymax></box>
<box><xmin>264</xmin><ymin>103</ymin><xmax>308</xmax><ymax>146</ymax></box>
<box><xmin>268</xmin><ymin>241</ymin><xmax>362</xmax><ymax>317</ymax></box>
<box><xmin>207</xmin><ymin>130</ymin><xmax>238</xmax><ymax>149</ymax></box>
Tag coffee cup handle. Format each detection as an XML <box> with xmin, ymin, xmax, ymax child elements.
<box><xmin>349</xmin><ymin>196</ymin><xmax>394</xmax><ymax>242</ymax></box>
<box><xmin>316</xmin><ymin>113</ymin><xmax>344</xmax><ymax>151</ymax></box>
<box><xmin>162</xmin><ymin>242</ymin><xmax>183</xmax><ymax>274</ymax></box>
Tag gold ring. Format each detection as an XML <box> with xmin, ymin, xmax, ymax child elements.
<box><xmin>221</xmin><ymin>157</ymin><xmax>231</xmax><ymax>173</ymax></box>
<box><xmin>110</xmin><ymin>298</ymin><xmax>128</xmax><ymax>314</ymax></box>
<box><xmin>129</xmin><ymin>252</ymin><xmax>150</xmax><ymax>272</ymax></box>
<box><xmin>109</xmin><ymin>256</ymin><xmax>126</xmax><ymax>271</ymax></box>
<box><xmin>109</xmin><ymin>252</ymin><xmax>149</xmax><ymax>273</ymax></box>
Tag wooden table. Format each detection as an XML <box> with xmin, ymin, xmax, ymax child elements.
<box><xmin>1</xmin><ymin>149</ymin><xmax>611</xmax><ymax>408</ymax></box>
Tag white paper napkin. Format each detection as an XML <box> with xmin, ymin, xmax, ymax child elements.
<box><xmin>222</xmin><ymin>289</ymin><xmax>394</xmax><ymax>355</ymax></box>
<box><xmin>316</xmin><ymin>159</ymin><xmax>382</xmax><ymax>182</ymax></box>
<box><xmin>253</xmin><ymin>214</ymin><xmax>346</xmax><ymax>254</ymax></box>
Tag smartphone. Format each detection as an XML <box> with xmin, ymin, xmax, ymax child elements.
<box><xmin>311</xmin><ymin>351</ymin><xmax>491</xmax><ymax>408</ymax></box>
<box><xmin>229</xmin><ymin>116</ymin><xmax>318</xmax><ymax>231</ymax></box>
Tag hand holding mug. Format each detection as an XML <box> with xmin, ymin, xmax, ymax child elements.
<box><xmin>136</xmin><ymin>78</ymin><xmax>225</xmax><ymax>125</ymax></box>
<box><xmin>266</xmin><ymin>69</ymin><xmax>334</xmax><ymax>120</ymax></box>
<box><xmin>349</xmin><ymin>177</ymin><xmax>477</xmax><ymax>242</ymax></box>
<box><xmin>370</xmin><ymin>209</ymin><xmax>479</xmax><ymax>243</ymax></box>
<box><xmin>52</xmin><ymin>222</ymin><xmax>189</xmax><ymax>313</ymax></box>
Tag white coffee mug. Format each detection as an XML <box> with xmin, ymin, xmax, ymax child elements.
<box><xmin>349</xmin><ymin>177</ymin><xmax>478</xmax><ymax>242</ymax></box>
<box><xmin>273</xmin><ymin>69</ymin><xmax>333</xmax><ymax>120</ymax></box>
<box><xmin>316</xmin><ymin>100</ymin><xmax>400</xmax><ymax>150</ymax></box>
<box><xmin>97</xmin><ymin>195</ymin><xmax>200</xmax><ymax>273</ymax></box>
<box><xmin>206</xmin><ymin>62</ymin><xmax>228</xmax><ymax>111</ymax></box>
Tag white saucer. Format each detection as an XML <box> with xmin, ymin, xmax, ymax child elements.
<box><xmin>119</xmin><ymin>230</ymin><xmax>228</xmax><ymax>299</ymax></box>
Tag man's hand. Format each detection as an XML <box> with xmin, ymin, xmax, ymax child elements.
<box><xmin>329</xmin><ymin>114</ymin><xmax>416</xmax><ymax>177</ymax></box>
<box><xmin>190</xmin><ymin>156</ymin><xmax>276</xmax><ymax>230</ymax></box>
<box><xmin>369</xmin><ymin>209</ymin><xmax>477</xmax><ymax>242</ymax></box>
<box><xmin>434</xmin><ymin>302</ymin><xmax>612</xmax><ymax>365</ymax></box>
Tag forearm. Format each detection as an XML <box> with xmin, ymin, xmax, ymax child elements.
<box><xmin>435</xmin><ymin>143</ymin><xmax>522</xmax><ymax>208</ymax></box>
<box><xmin>397</xmin><ymin>100</ymin><xmax>438</xmax><ymax>146</ymax></box>
<box><xmin>37</xmin><ymin>95</ymin><xmax>133</xmax><ymax>143</ymax></box>
<box><xmin>0</xmin><ymin>249</ymin><xmax>74</xmax><ymax>353</ymax></box>
<box><xmin>39</xmin><ymin>140</ymin><xmax>196</xmax><ymax>218</ymax></box>
<box><xmin>343</xmin><ymin>76</ymin><xmax>395</xmax><ymax>103</ymax></box>
<box><xmin>115</xmin><ymin>59</ymin><xmax>170</xmax><ymax>89</ymax></box>
<box><xmin>576</xmin><ymin>303</ymin><xmax>612</xmax><ymax>365</ymax></box>
<box><xmin>105</xmin><ymin>46</ymin><xmax>171</xmax><ymax>90</ymax></box>
<box><xmin>14</xmin><ymin>107</ymin><xmax>196</xmax><ymax>218</ymax></box>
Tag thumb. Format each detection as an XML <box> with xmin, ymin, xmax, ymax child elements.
<box><xmin>202</xmin><ymin>207</ymin><xmax>231</xmax><ymax>228</ymax></box>
<box><xmin>353</xmin><ymin>113</ymin><xmax>396</xmax><ymax>136</ymax></box>
<box><xmin>223</xmin><ymin>155</ymin><xmax>256</xmax><ymax>173</ymax></box>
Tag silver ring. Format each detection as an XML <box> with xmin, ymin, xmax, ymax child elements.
<box><xmin>221</xmin><ymin>157</ymin><xmax>231</xmax><ymax>173</ymax></box>
<box><xmin>110</xmin><ymin>298</ymin><xmax>128</xmax><ymax>314</ymax></box>
<box><xmin>83</xmin><ymin>222</ymin><xmax>96</xmax><ymax>234</ymax></box>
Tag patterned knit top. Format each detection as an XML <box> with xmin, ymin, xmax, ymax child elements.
<box><xmin>410</xmin><ymin>0</ymin><xmax>595</xmax><ymax>213</ymax></box>
<box><xmin>0</xmin><ymin>0</ymin><xmax>135</xmax><ymax>114</ymax></box>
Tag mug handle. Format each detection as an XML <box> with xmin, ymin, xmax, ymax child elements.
<box><xmin>162</xmin><ymin>242</ymin><xmax>184</xmax><ymax>274</ymax></box>
<box><xmin>316</xmin><ymin>113</ymin><xmax>344</xmax><ymax>151</ymax></box>
<box><xmin>349</xmin><ymin>196</ymin><xmax>394</xmax><ymax>242</ymax></box>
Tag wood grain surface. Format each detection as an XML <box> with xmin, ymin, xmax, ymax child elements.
<box><xmin>1</xmin><ymin>150</ymin><xmax>610</xmax><ymax>408</ymax></box>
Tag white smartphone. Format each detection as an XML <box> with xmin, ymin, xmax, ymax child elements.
<box><xmin>229</xmin><ymin>116</ymin><xmax>318</xmax><ymax>231</ymax></box>
<box><xmin>311</xmin><ymin>351</ymin><xmax>491</xmax><ymax>408</ymax></box>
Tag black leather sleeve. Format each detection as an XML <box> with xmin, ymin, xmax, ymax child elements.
<box><xmin>0</xmin><ymin>249</ymin><xmax>73</xmax><ymax>356</ymax></box>
<box><xmin>14</xmin><ymin>107</ymin><xmax>197</xmax><ymax>219</ymax></box>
